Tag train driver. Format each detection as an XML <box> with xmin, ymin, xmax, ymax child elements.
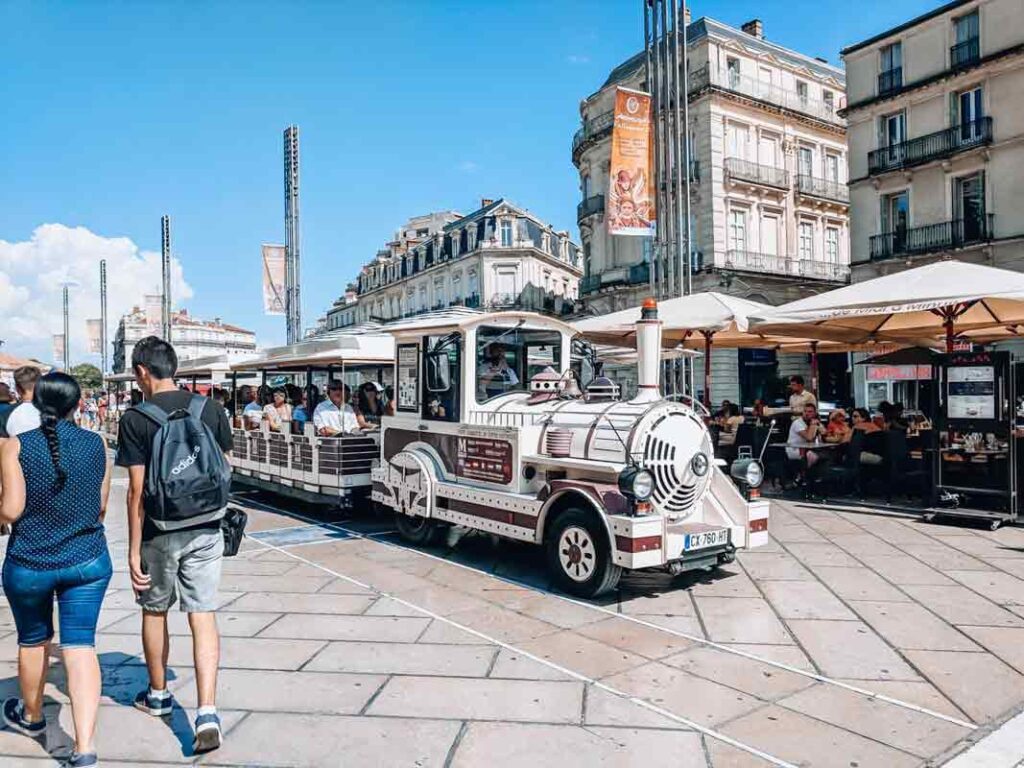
<box><xmin>478</xmin><ymin>342</ymin><xmax>519</xmax><ymax>400</ymax></box>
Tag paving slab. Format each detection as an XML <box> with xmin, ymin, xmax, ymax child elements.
<box><xmin>686</xmin><ymin>566</ymin><xmax>762</xmax><ymax>598</ymax></box>
<box><xmin>834</xmin><ymin>678</ymin><xmax>969</xmax><ymax>722</ymax></box>
<box><xmin>173</xmin><ymin>668</ymin><xmax>385</xmax><ymax>713</ymax></box>
<box><xmin>451</xmin><ymin>722</ymin><xmax>706</xmax><ymax>768</ymax></box>
<box><xmin>811</xmin><ymin>564</ymin><xmax>913</xmax><ymax>602</ymax></box>
<box><xmin>516</xmin><ymin>629</ymin><xmax>650</xmax><ymax>679</ymax></box>
<box><xmin>661</xmin><ymin>645</ymin><xmax>815</xmax><ymax>701</ymax></box>
<box><xmin>720</xmin><ymin>704</ymin><xmax>921</xmax><ymax>768</ymax></box>
<box><xmin>488</xmin><ymin>649</ymin><xmax>575</xmax><ymax>681</ymax></box>
<box><xmin>103</xmin><ymin>610</ymin><xmax>280</xmax><ymax>638</ymax></box>
<box><xmin>722</xmin><ymin>643</ymin><xmax>815</xmax><ymax>672</ymax></box>
<box><xmin>849</xmin><ymin>600</ymin><xmax>983</xmax><ymax>652</ymax></box>
<box><xmin>443</xmin><ymin>604</ymin><xmax>561</xmax><ymax>644</ymax></box>
<box><xmin>305</xmin><ymin>639</ymin><xmax>496</xmax><ymax>677</ymax></box>
<box><xmin>601</xmin><ymin>661</ymin><xmax>763</xmax><ymax>727</ymax></box>
<box><xmin>367</xmin><ymin>675</ymin><xmax>584</xmax><ymax>723</ymax></box>
<box><xmin>854</xmin><ymin>553</ymin><xmax>956</xmax><ymax>585</ymax></box>
<box><xmin>618</xmin><ymin>587</ymin><xmax>698</xmax><ymax>616</ymax></box>
<box><xmin>901</xmin><ymin>543</ymin><xmax>995</xmax><ymax>571</ymax></box>
<box><xmin>957</xmin><ymin>625</ymin><xmax>1024</xmax><ymax>675</ymax></box>
<box><xmin>213</xmin><ymin>712</ymin><xmax>461</xmax><ymax>766</ymax></box>
<box><xmin>490</xmin><ymin>591</ymin><xmax>610</xmax><ymax>629</ymax></box>
<box><xmin>783</xmin><ymin>542</ymin><xmax>862</xmax><ymax>568</ymax></box>
<box><xmin>901</xmin><ymin>584</ymin><xmax>1024</xmax><ymax>627</ymax></box>
<box><xmin>693</xmin><ymin>596</ymin><xmax>793</xmax><ymax>644</ymax></box>
<box><xmin>576</xmin><ymin>615</ymin><xmax>695</xmax><ymax>659</ymax></box>
<box><xmin>226</xmin><ymin>590</ymin><xmax>376</xmax><ymax>614</ymax></box>
<box><xmin>903</xmin><ymin>649</ymin><xmax>1024</xmax><ymax>723</ymax></box>
<box><xmin>757</xmin><ymin>580</ymin><xmax>856</xmax><ymax>621</ymax></box>
<box><xmin>217</xmin><ymin>572</ymin><xmax>334</xmax><ymax>593</ymax></box>
<box><xmin>946</xmin><ymin>569</ymin><xmax>1024</xmax><ymax>606</ymax></box>
<box><xmin>258</xmin><ymin>612</ymin><xmax>431</xmax><ymax>642</ymax></box>
<box><xmin>785</xmin><ymin>619</ymin><xmax>919</xmax><ymax>680</ymax></box>
<box><xmin>739</xmin><ymin>551</ymin><xmax>814</xmax><ymax>581</ymax></box>
<box><xmin>582</xmin><ymin>686</ymin><xmax>691</xmax><ymax>730</ymax></box>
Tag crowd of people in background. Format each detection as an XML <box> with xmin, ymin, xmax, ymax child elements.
<box><xmin>237</xmin><ymin>380</ymin><xmax>394</xmax><ymax>435</ymax></box>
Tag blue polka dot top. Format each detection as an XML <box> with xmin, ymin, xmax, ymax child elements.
<box><xmin>6</xmin><ymin>421</ymin><xmax>108</xmax><ymax>570</ymax></box>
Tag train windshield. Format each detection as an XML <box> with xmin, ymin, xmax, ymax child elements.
<box><xmin>476</xmin><ymin>325</ymin><xmax>562</xmax><ymax>402</ymax></box>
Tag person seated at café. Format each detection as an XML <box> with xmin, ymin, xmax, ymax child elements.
<box><xmin>787</xmin><ymin>402</ymin><xmax>825</xmax><ymax>469</ymax></box>
<box><xmin>848</xmin><ymin>407</ymin><xmax>884</xmax><ymax>464</ymax></box>
<box><xmin>751</xmin><ymin>399</ymin><xmax>767</xmax><ymax>424</ymax></box>
<box><xmin>824</xmin><ymin>409</ymin><xmax>851</xmax><ymax>443</ymax></box>
<box><xmin>313</xmin><ymin>381</ymin><xmax>360</xmax><ymax>436</ymax></box>
<box><xmin>879</xmin><ymin>400</ymin><xmax>909</xmax><ymax>431</ymax></box>
<box><xmin>715</xmin><ymin>399</ymin><xmax>733</xmax><ymax>420</ymax></box>
<box><xmin>263</xmin><ymin>387</ymin><xmax>292</xmax><ymax>432</ymax></box>
<box><xmin>355</xmin><ymin>382</ymin><xmax>385</xmax><ymax>430</ymax></box>
<box><xmin>716</xmin><ymin>403</ymin><xmax>745</xmax><ymax>446</ymax></box>
<box><xmin>788</xmin><ymin>375</ymin><xmax>817</xmax><ymax>414</ymax></box>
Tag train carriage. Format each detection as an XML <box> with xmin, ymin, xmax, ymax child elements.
<box><xmin>372</xmin><ymin>300</ymin><xmax>770</xmax><ymax>597</ymax></box>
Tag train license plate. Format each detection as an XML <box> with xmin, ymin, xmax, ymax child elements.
<box><xmin>683</xmin><ymin>528</ymin><xmax>729</xmax><ymax>553</ymax></box>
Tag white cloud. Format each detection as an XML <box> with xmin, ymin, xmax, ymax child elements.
<box><xmin>566</xmin><ymin>54</ymin><xmax>591</xmax><ymax>65</ymax></box>
<box><xmin>0</xmin><ymin>224</ymin><xmax>193</xmax><ymax>364</ymax></box>
<box><xmin>456</xmin><ymin>160</ymin><xmax>480</xmax><ymax>174</ymax></box>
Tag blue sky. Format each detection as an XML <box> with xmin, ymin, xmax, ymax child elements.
<box><xmin>0</xmin><ymin>0</ymin><xmax>941</xmax><ymax>360</ymax></box>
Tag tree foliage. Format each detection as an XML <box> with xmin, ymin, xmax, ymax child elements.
<box><xmin>70</xmin><ymin>363</ymin><xmax>103</xmax><ymax>390</ymax></box>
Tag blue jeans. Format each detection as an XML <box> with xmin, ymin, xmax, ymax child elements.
<box><xmin>2</xmin><ymin>551</ymin><xmax>113</xmax><ymax>648</ymax></box>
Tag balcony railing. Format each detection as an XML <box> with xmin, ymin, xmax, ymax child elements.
<box><xmin>951</xmin><ymin>37</ymin><xmax>980</xmax><ymax>70</ymax></box>
<box><xmin>577</xmin><ymin>194</ymin><xmax>605</xmax><ymax>223</ymax></box>
<box><xmin>878</xmin><ymin>67</ymin><xmax>903</xmax><ymax>95</ymax></box>
<box><xmin>689</xmin><ymin>66</ymin><xmax>844</xmax><ymax>125</ymax></box>
<box><xmin>572</xmin><ymin>110</ymin><xmax>615</xmax><ymax>162</ymax></box>
<box><xmin>868</xmin><ymin>117</ymin><xmax>993</xmax><ymax>175</ymax></box>
<box><xmin>724</xmin><ymin>250</ymin><xmax>849</xmax><ymax>282</ymax></box>
<box><xmin>869</xmin><ymin>215</ymin><xmax>995</xmax><ymax>259</ymax></box>
<box><xmin>796</xmin><ymin>174</ymin><xmax>849</xmax><ymax>203</ymax></box>
<box><xmin>724</xmin><ymin>158</ymin><xmax>789</xmax><ymax>189</ymax></box>
<box><xmin>628</xmin><ymin>262</ymin><xmax>650</xmax><ymax>285</ymax></box>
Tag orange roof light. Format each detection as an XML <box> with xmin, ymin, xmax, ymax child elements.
<box><xmin>642</xmin><ymin>298</ymin><xmax>657</xmax><ymax>310</ymax></box>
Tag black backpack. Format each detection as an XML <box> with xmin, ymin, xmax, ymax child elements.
<box><xmin>134</xmin><ymin>395</ymin><xmax>232</xmax><ymax>531</ymax></box>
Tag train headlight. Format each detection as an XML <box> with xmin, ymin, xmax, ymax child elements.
<box><xmin>619</xmin><ymin>467</ymin><xmax>655</xmax><ymax>501</ymax></box>
<box><xmin>690</xmin><ymin>452</ymin><xmax>710</xmax><ymax>477</ymax></box>
<box><xmin>730</xmin><ymin>458</ymin><xmax>764</xmax><ymax>488</ymax></box>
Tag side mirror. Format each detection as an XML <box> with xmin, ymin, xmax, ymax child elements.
<box><xmin>426</xmin><ymin>352</ymin><xmax>452</xmax><ymax>393</ymax></box>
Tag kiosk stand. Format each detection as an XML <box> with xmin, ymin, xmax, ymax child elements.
<box><xmin>933</xmin><ymin>350</ymin><xmax>1017</xmax><ymax>528</ymax></box>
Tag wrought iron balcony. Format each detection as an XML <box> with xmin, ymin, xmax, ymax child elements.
<box><xmin>689</xmin><ymin>66</ymin><xmax>844</xmax><ymax>126</ymax></box>
<box><xmin>868</xmin><ymin>117</ymin><xmax>993</xmax><ymax>175</ymax></box>
<box><xmin>571</xmin><ymin>110</ymin><xmax>614</xmax><ymax>163</ymax></box>
<box><xmin>796</xmin><ymin>174</ymin><xmax>849</xmax><ymax>204</ymax></box>
<box><xmin>951</xmin><ymin>37</ymin><xmax>980</xmax><ymax>70</ymax></box>
<box><xmin>724</xmin><ymin>250</ymin><xmax>800</xmax><ymax>278</ymax></box>
<box><xmin>580</xmin><ymin>275</ymin><xmax>602</xmax><ymax>295</ymax></box>
<box><xmin>724</xmin><ymin>158</ymin><xmax>789</xmax><ymax>189</ymax></box>
<box><xmin>577</xmin><ymin>194</ymin><xmax>605</xmax><ymax>223</ymax></box>
<box><xmin>878</xmin><ymin>67</ymin><xmax>903</xmax><ymax>95</ymax></box>
<box><xmin>628</xmin><ymin>262</ymin><xmax>650</xmax><ymax>285</ymax></box>
<box><xmin>799</xmin><ymin>260</ymin><xmax>850</xmax><ymax>282</ymax></box>
<box><xmin>869</xmin><ymin>215</ymin><xmax>995</xmax><ymax>260</ymax></box>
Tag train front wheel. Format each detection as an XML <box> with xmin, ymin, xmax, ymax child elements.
<box><xmin>545</xmin><ymin>508</ymin><xmax>621</xmax><ymax>598</ymax></box>
<box><xmin>394</xmin><ymin>512</ymin><xmax>444</xmax><ymax>546</ymax></box>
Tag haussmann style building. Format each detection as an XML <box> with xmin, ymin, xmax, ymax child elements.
<box><xmin>112</xmin><ymin>308</ymin><xmax>257</xmax><ymax>373</ymax></box>
<box><xmin>574</xmin><ymin>14</ymin><xmax>851</xmax><ymax>404</ymax></box>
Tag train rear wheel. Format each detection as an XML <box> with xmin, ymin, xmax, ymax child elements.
<box><xmin>545</xmin><ymin>508</ymin><xmax>621</xmax><ymax>598</ymax></box>
<box><xmin>395</xmin><ymin>512</ymin><xmax>443</xmax><ymax>546</ymax></box>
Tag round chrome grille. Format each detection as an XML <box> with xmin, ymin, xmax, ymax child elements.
<box><xmin>639</xmin><ymin>409</ymin><xmax>713</xmax><ymax>518</ymax></box>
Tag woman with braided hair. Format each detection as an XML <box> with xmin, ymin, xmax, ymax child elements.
<box><xmin>0</xmin><ymin>372</ymin><xmax>112</xmax><ymax>768</ymax></box>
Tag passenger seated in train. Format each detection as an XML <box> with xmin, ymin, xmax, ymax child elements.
<box><xmin>383</xmin><ymin>385</ymin><xmax>395</xmax><ymax>417</ymax></box>
<box><xmin>263</xmin><ymin>387</ymin><xmax>292</xmax><ymax>432</ymax></box>
<box><xmin>287</xmin><ymin>384</ymin><xmax>309</xmax><ymax>433</ymax></box>
<box><xmin>478</xmin><ymin>342</ymin><xmax>519</xmax><ymax>400</ymax></box>
<box><xmin>241</xmin><ymin>385</ymin><xmax>262</xmax><ymax>430</ymax></box>
<box><xmin>313</xmin><ymin>381</ymin><xmax>361</xmax><ymax>436</ymax></box>
<box><xmin>355</xmin><ymin>382</ymin><xmax>384</xmax><ymax>430</ymax></box>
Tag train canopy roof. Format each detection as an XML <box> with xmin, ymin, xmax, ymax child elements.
<box><xmin>383</xmin><ymin>310</ymin><xmax>579</xmax><ymax>339</ymax></box>
<box><xmin>230</xmin><ymin>334</ymin><xmax>394</xmax><ymax>372</ymax></box>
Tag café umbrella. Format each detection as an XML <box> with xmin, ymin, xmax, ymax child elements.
<box><xmin>751</xmin><ymin>261</ymin><xmax>1024</xmax><ymax>352</ymax></box>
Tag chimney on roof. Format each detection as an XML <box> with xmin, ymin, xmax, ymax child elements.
<box><xmin>814</xmin><ymin>56</ymin><xmax>828</xmax><ymax>63</ymax></box>
<box><xmin>481</xmin><ymin>198</ymin><xmax>494</xmax><ymax>208</ymax></box>
<box><xmin>683</xmin><ymin>4</ymin><xmax>691</xmax><ymax>25</ymax></box>
<box><xmin>741</xmin><ymin>19</ymin><xmax>763</xmax><ymax>39</ymax></box>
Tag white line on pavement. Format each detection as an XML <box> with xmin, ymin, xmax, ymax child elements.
<box><xmin>942</xmin><ymin>709</ymin><xmax>1024</xmax><ymax>767</ymax></box>
<box><xmin>234</xmin><ymin>495</ymin><xmax>978</xmax><ymax>731</ymax></box>
<box><xmin>247</xmin><ymin>530</ymin><xmax>799</xmax><ymax>768</ymax></box>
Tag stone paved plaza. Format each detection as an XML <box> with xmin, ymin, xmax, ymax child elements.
<box><xmin>3</xmin><ymin>470</ymin><xmax>1024</xmax><ymax>766</ymax></box>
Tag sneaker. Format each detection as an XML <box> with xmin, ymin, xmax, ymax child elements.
<box><xmin>193</xmin><ymin>711</ymin><xmax>222</xmax><ymax>754</ymax></box>
<box><xmin>2</xmin><ymin>698</ymin><xmax>45</xmax><ymax>737</ymax></box>
<box><xmin>65</xmin><ymin>753</ymin><xmax>98</xmax><ymax>767</ymax></box>
<box><xmin>133</xmin><ymin>688</ymin><xmax>173</xmax><ymax>717</ymax></box>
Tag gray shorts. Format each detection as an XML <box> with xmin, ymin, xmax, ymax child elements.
<box><xmin>138</xmin><ymin>527</ymin><xmax>224</xmax><ymax>613</ymax></box>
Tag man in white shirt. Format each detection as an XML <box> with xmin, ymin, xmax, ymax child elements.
<box><xmin>313</xmin><ymin>382</ymin><xmax>360</xmax><ymax>436</ymax></box>
<box><xmin>479</xmin><ymin>343</ymin><xmax>519</xmax><ymax>400</ymax></box>
<box><xmin>6</xmin><ymin>366</ymin><xmax>42</xmax><ymax>436</ymax></box>
<box><xmin>241</xmin><ymin>386</ymin><xmax>263</xmax><ymax>430</ymax></box>
<box><xmin>788</xmin><ymin>375</ymin><xmax>817</xmax><ymax>414</ymax></box>
<box><xmin>787</xmin><ymin>402</ymin><xmax>825</xmax><ymax>465</ymax></box>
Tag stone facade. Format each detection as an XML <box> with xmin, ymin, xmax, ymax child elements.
<box><xmin>575</xmin><ymin>16</ymin><xmax>850</xmax><ymax>404</ymax></box>
<box><xmin>112</xmin><ymin>308</ymin><xmax>257</xmax><ymax>373</ymax></box>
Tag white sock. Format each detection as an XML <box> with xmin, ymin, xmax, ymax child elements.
<box><xmin>197</xmin><ymin>705</ymin><xmax>218</xmax><ymax>717</ymax></box>
<box><xmin>149</xmin><ymin>687</ymin><xmax>167</xmax><ymax>697</ymax></box>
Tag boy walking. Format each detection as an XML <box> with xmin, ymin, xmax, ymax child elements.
<box><xmin>116</xmin><ymin>336</ymin><xmax>233</xmax><ymax>753</ymax></box>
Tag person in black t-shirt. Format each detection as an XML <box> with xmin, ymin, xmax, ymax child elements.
<box><xmin>115</xmin><ymin>336</ymin><xmax>231</xmax><ymax>754</ymax></box>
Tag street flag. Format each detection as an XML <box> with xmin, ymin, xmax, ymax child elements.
<box><xmin>86</xmin><ymin>319</ymin><xmax>103</xmax><ymax>354</ymax></box>
<box><xmin>262</xmin><ymin>244</ymin><xmax>286</xmax><ymax>316</ymax></box>
<box><xmin>53</xmin><ymin>334</ymin><xmax>65</xmax><ymax>366</ymax></box>
<box><xmin>607</xmin><ymin>87</ymin><xmax>655</xmax><ymax>237</ymax></box>
<box><xmin>145</xmin><ymin>294</ymin><xmax>163</xmax><ymax>337</ymax></box>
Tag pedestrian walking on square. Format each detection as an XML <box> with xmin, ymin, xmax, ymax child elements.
<box><xmin>0</xmin><ymin>372</ymin><xmax>113</xmax><ymax>768</ymax></box>
<box><xmin>7</xmin><ymin>366</ymin><xmax>42</xmax><ymax>437</ymax></box>
<box><xmin>116</xmin><ymin>336</ymin><xmax>233</xmax><ymax>754</ymax></box>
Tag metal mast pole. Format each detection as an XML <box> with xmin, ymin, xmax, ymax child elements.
<box><xmin>100</xmin><ymin>260</ymin><xmax>108</xmax><ymax>375</ymax></box>
<box><xmin>659</xmin><ymin>0</ymin><xmax>676</xmax><ymax>303</ymax></box>
<box><xmin>643</xmin><ymin>1</ymin><xmax>656</xmax><ymax>299</ymax></box>
<box><xmin>284</xmin><ymin>125</ymin><xmax>302</xmax><ymax>344</ymax></box>
<box><xmin>161</xmin><ymin>215</ymin><xmax>172</xmax><ymax>342</ymax></box>
<box><xmin>678</xmin><ymin>0</ymin><xmax>696</xmax><ymax>397</ymax></box>
<box><xmin>62</xmin><ymin>285</ymin><xmax>70</xmax><ymax>371</ymax></box>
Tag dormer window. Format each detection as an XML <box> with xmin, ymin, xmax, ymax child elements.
<box><xmin>500</xmin><ymin>219</ymin><xmax>513</xmax><ymax>247</ymax></box>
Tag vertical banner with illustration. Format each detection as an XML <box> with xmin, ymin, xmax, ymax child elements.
<box><xmin>607</xmin><ymin>87</ymin><xmax>655</xmax><ymax>236</ymax></box>
<box><xmin>52</xmin><ymin>334</ymin><xmax>65</xmax><ymax>366</ymax></box>
<box><xmin>145</xmin><ymin>294</ymin><xmax>163</xmax><ymax>337</ymax></box>
<box><xmin>85</xmin><ymin>319</ymin><xmax>103</xmax><ymax>354</ymax></box>
<box><xmin>261</xmin><ymin>244</ymin><xmax>286</xmax><ymax>315</ymax></box>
